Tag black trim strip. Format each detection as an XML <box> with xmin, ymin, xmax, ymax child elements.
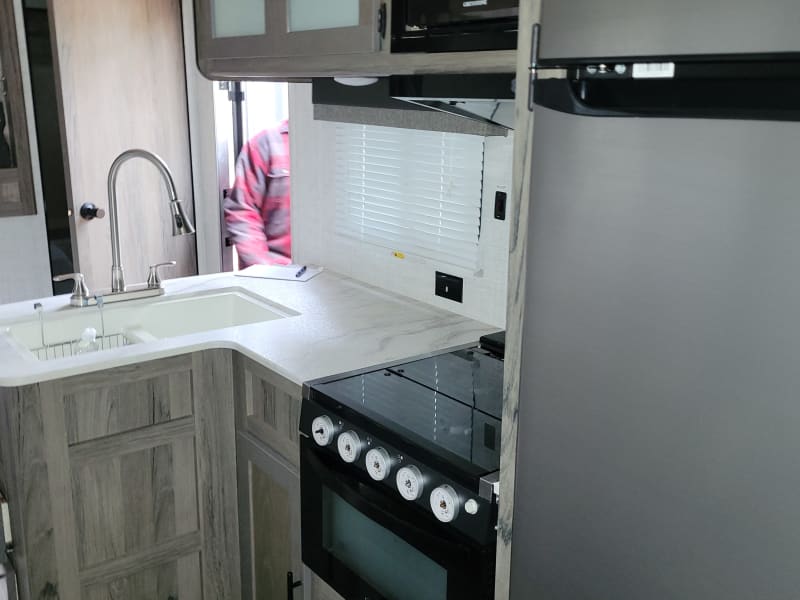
<box><xmin>534</xmin><ymin>59</ymin><xmax>800</xmax><ymax>121</ymax></box>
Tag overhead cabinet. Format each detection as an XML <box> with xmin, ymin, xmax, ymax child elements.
<box><xmin>195</xmin><ymin>0</ymin><xmax>382</xmax><ymax>72</ymax></box>
<box><xmin>193</xmin><ymin>0</ymin><xmax>516</xmax><ymax>78</ymax></box>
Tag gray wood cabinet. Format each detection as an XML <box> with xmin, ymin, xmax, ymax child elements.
<box><xmin>192</xmin><ymin>0</ymin><xmax>516</xmax><ymax>79</ymax></box>
<box><xmin>195</xmin><ymin>0</ymin><xmax>381</xmax><ymax>76</ymax></box>
<box><xmin>233</xmin><ymin>354</ymin><xmax>304</xmax><ymax>600</ymax></box>
<box><xmin>0</xmin><ymin>351</ymin><xmax>241</xmax><ymax>600</ymax></box>
<box><xmin>237</xmin><ymin>432</ymin><xmax>302</xmax><ymax>600</ymax></box>
<box><xmin>234</xmin><ymin>354</ymin><xmax>302</xmax><ymax>470</ymax></box>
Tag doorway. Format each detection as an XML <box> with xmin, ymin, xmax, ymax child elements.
<box><xmin>21</xmin><ymin>1</ymin><xmax>73</xmax><ymax>295</ymax></box>
<box><xmin>214</xmin><ymin>81</ymin><xmax>289</xmax><ymax>272</ymax></box>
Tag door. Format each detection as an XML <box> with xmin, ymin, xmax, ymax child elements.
<box><xmin>50</xmin><ymin>0</ymin><xmax>197</xmax><ymax>294</ymax></box>
<box><xmin>509</xmin><ymin>108</ymin><xmax>800</xmax><ymax>599</ymax></box>
<box><xmin>538</xmin><ymin>0</ymin><xmax>800</xmax><ymax>61</ymax></box>
<box><xmin>237</xmin><ymin>432</ymin><xmax>302</xmax><ymax>600</ymax></box>
<box><xmin>214</xmin><ymin>81</ymin><xmax>290</xmax><ymax>272</ymax></box>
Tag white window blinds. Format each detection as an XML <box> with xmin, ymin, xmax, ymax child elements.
<box><xmin>334</xmin><ymin>123</ymin><xmax>486</xmax><ymax>270</ymax></box>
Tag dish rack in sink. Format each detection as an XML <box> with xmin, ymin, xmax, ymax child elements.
<box><xmin>31</xmin><ymin>333</ymin><xmax>131</xmax><ymax>361</ymax></box>
<box><xmin>27</xmin><ymin>298</ymin><xmax>133</xmax><ymax>361</ymax></box>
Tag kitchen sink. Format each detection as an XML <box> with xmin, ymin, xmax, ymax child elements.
<box><xmin>1</xmin><ymin>288</ymin><xmax>296</xmax><ymax>360</ymax></box>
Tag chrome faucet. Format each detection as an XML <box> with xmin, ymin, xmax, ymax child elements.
<box><xmin>107</xmin><ymin>149</ymin><xmax>195</xmax><ymax>292</ymax></box>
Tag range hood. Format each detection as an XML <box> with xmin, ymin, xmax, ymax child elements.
<box><xmin>529</xmin><ymin>0</ymin><xmax>800</xmax><ymax>121</ymax></box>
<box><xmin>389</xmin><ymin>74</ymin><xmax>516</xmax><ymax>129</ymax></box>
<box><xmin>312</xmin><ymin>75</ymin><xmax>516</xmax><ymax>131</ymax></box>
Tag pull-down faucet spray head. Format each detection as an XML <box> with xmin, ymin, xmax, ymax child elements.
<box><xmin>170</xmin><ymin>199</ymin><xmax>196</xmax><ymax>236</ymax></box>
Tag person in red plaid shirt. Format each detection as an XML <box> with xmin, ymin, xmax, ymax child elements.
<box><xmin>224</xmin><ymin>120</ymin><xmax>291</xmax><ymax>268</ymax></box>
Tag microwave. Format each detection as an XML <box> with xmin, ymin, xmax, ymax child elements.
<box><xmin>392</xmin><ymin>0</ymin><xmax>518</xmax><ymax>53</ymax></box>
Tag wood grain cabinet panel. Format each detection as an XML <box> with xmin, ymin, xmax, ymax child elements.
<box><xmin>237</xmin><ymin>432</ymin><xmax>302</xmax><ymax>600</ymax></box>
<box><xmin>234</xmin><ymin>354</ymin><xmax>302</xmax><ymax>469</ymax></box>
<box><xmin>82</xmin><ymin>552</ymin><xmax>202</xmax><ymax>600</ymax></box>
<box><xmin>0</xmin><ymin>351</ymin><xmax>240</xmax><ymax>600</ymax></box>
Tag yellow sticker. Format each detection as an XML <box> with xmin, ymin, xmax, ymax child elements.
<box><xmin>392</xmin><ymin>251</ymin><xmax>405</xmax><ymax>259</ymax></box>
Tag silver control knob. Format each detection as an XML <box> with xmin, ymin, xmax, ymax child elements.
<box><xmin>465</xmin><ymin>499</ymin><xmax>479</xmax><ymax>515</ymax></box>
<box><xmin>396</xmin><ymin>465</ymin><xmax>424</xmax><ymax>501</ymax></box>
<box><xmin>311</xmin><ymin>415</ymin><xmax>336</xmax><ymax>446</ymax></box>
<box><xmin>337</xmin><ymin>430</ymin><xmax>362</xmax><ymax>463</ymax></box>
<box><xmin>430</xmin><ymin>485</ymin><xmax>460</xmax><ymax>523</ymax></box>
<box><xmin>366</xmin><ymin>447</ymin><xmax>392</xmax><ymax>481</ymax></box>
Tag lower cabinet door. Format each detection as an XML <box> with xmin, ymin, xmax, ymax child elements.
<box><xmin>237</xmin><ymin>432</ymin><xmax>302</xmax><ymax>600</ymax></box>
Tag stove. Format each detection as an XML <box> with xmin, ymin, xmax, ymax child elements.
<box><xmin>300</xmin><ymin>339</ymin><xmax>503</xmax><ymax>600</ymax></box>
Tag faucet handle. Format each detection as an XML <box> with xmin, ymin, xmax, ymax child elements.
<box><xmin>53</xmin><ymin>273</ymin><xmax>91</xmax><ymax>306</ymax></box>
<box><xmin>147</xmin><ymin>261</ymin><xmax>177</xmax><ymax>289</ymax></box>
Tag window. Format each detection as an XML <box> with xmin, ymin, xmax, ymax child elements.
<box><xmin>334</xmin><ymin>124</ymin><xmax>486</xmax><ymax>270</ymax></box>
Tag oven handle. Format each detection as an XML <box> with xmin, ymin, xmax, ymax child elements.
<box><xmin>305</xmin><ymin>447</ymin><xmax>476</xmax><ymax>555</ymax></box>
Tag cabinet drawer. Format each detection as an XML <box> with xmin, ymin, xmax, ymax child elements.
<box><xmin>234</xmin><ymin>355</ymin><xmax>301</xmax><ymax>469</ymax></box>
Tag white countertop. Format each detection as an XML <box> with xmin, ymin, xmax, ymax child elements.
<box><xmin>0</xmin><ymin>271</ymin><xmax>498</xmax><ymax>388</ymax></box>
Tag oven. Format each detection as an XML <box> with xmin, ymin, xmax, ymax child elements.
<box><xmin>301</xmin><ymin>439</ymin><xmax>495</xmax><ymax>600</ymax></box>
<box><xmin>301</xmin><ymin>342</ymin><xmax>503</xmax><ymax>600</ymax></box>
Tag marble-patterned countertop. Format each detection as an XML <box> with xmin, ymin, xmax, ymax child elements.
<box><xmin>0</xmin><ymin>271</ymin><xmax>498</xmax><ymax>387</ymax></box>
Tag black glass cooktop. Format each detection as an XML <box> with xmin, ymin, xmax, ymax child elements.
<box><xmin>309</xmin><ymin>348</ymin><xmax>503</xmax><ymax>473</ymax></box>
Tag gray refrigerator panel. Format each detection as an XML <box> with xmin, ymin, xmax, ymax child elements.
<box><xmin>509</xmin><ymin>110</ymin><xmax>800</xmax><ymax>600</ymax></box>
<box><xmin>540</xmin><ymin>0</ymin><xmax>800</xmax><ymax>60</ymax></box>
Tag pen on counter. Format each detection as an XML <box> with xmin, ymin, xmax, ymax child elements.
<box><xmin>295</xmin><ymin>265</ymin><xmax>307</xmax><ymax>278</ymax></box>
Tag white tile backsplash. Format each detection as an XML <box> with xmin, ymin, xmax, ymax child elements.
<box><xmin>290</xmin><ymin>83</ymin><xmax>511</xmax><ymax>328</ymax></box>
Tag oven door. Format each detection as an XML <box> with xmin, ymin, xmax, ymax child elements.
<box><xmin>301</xmin><ymin>439</ymin><xmax>495</xmax><ymax>600</ymax></box>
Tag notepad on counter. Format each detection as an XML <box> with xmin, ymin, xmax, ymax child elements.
<box><xmin>235</xmin><ymin>264</ymin><xmax>323</xmax><ymax>282</ymax></box>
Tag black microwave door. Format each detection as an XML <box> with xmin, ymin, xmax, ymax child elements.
<box><xmin>404</xmin><ymin>0</ymin><xmax>517</xmax><ymax>27</ymax></box>
<box><xmin>539</xmin><ymin>0</ymin><xmax>800</xmax><ymax>63</ymax></box>
<box><xmin>301</xmin><ymin>445</ymin><xmax>494</xmax><ymax>600</ymax></box>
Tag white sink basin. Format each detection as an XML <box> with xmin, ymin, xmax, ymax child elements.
<box><xmin>2</xmin><ymin>288</ymin><xmax>296</xmax><ymax>360</ymax></box>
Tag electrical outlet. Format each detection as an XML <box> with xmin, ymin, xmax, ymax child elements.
<box><xmin>494</xmin><ymin>191</ymin><xmax>507</xmax><ymax>220</ymax></box>
<box><xmin>435</xmin><ymin>271</ymin><xmax>463</xmax><ymax>303</ymax></box>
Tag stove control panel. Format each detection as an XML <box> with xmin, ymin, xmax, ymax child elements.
<box><xmin>311</xmin><ymin>415</ymin><xmax>337</xmax><ymax>446</ymax></box>
<box><xmin>430</xmin><ymin>485</ymin><xmax>460</xmax><ymax>523</ymax></box>
<box><xmin>337</xmin><ymin>430</ymin><xmax>362</xmax><ymax>463</ymax></box>
<box><xmin>366</xmin><ymin>447</ymin><xmax>393</xmax><ymax>481</ymax></box>
<box><xmin>396</xmin><ymin>465</ymin><xmax>424</xmax><ymax>500</ymax></box>
<box><xmin>301</xmin><ymin>404</ymin><xmax>497</xmax><ymax>545</ymax></box>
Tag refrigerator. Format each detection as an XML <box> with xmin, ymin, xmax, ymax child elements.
<box><xmin>510</xmin><ymin>2</ymin><xmax>800</xmax><ymax>599</ymax></box>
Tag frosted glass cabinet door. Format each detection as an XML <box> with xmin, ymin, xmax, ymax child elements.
<box><xmin>195</xmin><ymin>0</ymin><xmax>380</xmax><ymax>74</ymax></box>
<box><xmin>287</xmin><ymin>0</ymin><xmax>359</xmax><ymax>32</ymax></box>
<box><xmin>269</xmin><ymin>0</ymin><xmax>379</xmax><ymax>56</ymax></box>
<box><xmin>195</xmin><ymin>0</ymin><xmax>271</xmax><ymax>63</ymax></box>
<box><xmin>213</xmin><ymin>0</ymin><xmax>266</xmax><ymax>38</ymax></box>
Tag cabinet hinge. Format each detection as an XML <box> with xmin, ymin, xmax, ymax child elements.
<box><xmin>378</xmin><ymin>3</ymin><xmax>387</xmax><ymax>38</ymax></box>
<box><xmin>528</xmin><ymin>23</ymin><xmax>541</xmax><ymax>112</ymax></box>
